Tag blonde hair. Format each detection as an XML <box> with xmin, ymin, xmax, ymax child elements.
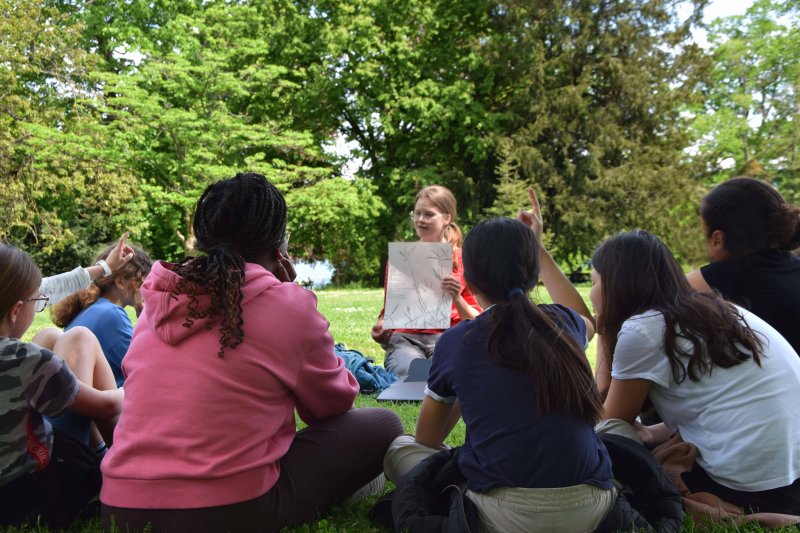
<box><xmin>415</xmin><ymin>185</ymin><xmax>462</xmax><ymax>247</ymax></box>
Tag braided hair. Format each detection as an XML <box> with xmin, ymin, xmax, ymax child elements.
<box><xmin>174</xmin><ymin>172</ymin><xmax>287</xmax><ymax>357</ymax></box>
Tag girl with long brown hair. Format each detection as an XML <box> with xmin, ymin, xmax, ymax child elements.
<box><xmin>596</xmin><ymin>230</ymin><xmax>800</xmax><ymax>514</ymax></box>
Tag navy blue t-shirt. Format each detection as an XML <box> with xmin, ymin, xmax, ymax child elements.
<box><xmin>425</xmin><ymin>304</ymin><xmax>613</xmax><ymax>493</ymax></box>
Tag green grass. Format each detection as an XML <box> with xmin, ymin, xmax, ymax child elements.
<box><xmin>8</xmin><ymin>288</ymin><xmax>788</xmax><ymax>532</ymax></box>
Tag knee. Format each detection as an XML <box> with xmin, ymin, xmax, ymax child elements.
<box><xmin>31</xmin><ymin>327</ymin><xmax>62</xmax><ymax>350</ymax></box>
<box><xmin>351</xmin><ymin>407</ymin><xmax>404</xmax><ymax>443</ymax></box>
<box><xmin>54</xmin><ymin>326</ymin><xmax>101</xmax><ymax>353</ymax></box>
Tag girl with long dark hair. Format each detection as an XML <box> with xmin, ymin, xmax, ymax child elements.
<box><xmin>385</xmin><ymin>190</ymin><xmax>614</xmax><ymax>532</ymax></box>
<box><xmin>101</xmin><ymin>173</ymin><xmax>402</xmax><ymax>532</ymax></box>
<box><xmin>686</xmin><ymin>177</ymin><xmax>800</xmax><ymax>353</ymax></box>
<box><xmin>596</xmin><ymin>230</ymin><xmax>800</xmax><ymax>514</ymax></box>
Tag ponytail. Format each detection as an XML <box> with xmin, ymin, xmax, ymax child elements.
<box><xmin>51</xmin><ymin>286</ymin><xmax>102</xmax><ymax>327</ymax></box>
<box><xmin>769</xmin><ymin>203</ymin><xmax>800</xmax><ymax>251</ymax></box>
<box><xmin>173</xmin><ymin>173</ymin><xmax>287</xmax><ymax>357</ymax></box>
<box><xmin>463</xmin><ymin>218</ymin><xmax>602</xmax><ymax>424</ymax></box>
<box><xmin>444</xmin><ymin>222</ymin><xmax>462</xmax><ymax>247</ymax></box>
<box><xmin>487</xmin><ymin>293</ymin><xmax>602</xmax><ymax>424</ymax></box>
<box><xmin>174</xmin><ymin>246</ymin><xmax>245</xmax><ymax>358</ymax></box>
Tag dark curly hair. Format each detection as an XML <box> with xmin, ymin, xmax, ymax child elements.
<box><xmin>52</xmin><ymin>243</ymin><xmax>152</xmax><ymax>327</ymax></box>
<box><xmin>174</xmin><ymin>172</ymin><xmax>287</xmax><ymax>357</ymax></box>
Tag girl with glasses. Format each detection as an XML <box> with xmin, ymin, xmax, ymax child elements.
<box><xmin>385</xmin><ymin>191</ymin><xmax>614</xmax><ymax>532</ymax></box>
<box><xmin>372</xmin><ymin>185</ymin><xmax>482</xmax><ymax>376</ymax></box>
<box><xmin>0</xmin><ymin>244</ymin><xmax>123</xmax><ymax>528</ymax></box>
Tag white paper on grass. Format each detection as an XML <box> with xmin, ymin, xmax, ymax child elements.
<box><xmin>384</xmin><ymin>242</ymin><xmax>453</xmax><ymax>329</ymax></box>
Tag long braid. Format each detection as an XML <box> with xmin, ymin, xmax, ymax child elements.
<box><xmin>173</xmin><ymin>173</ymin><xmax>287</xmax><ymax>357</ymax></box>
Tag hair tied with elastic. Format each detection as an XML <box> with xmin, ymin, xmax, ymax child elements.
<box><xmin>507</xmin><ymin>287</ymin><xmax>524</xmax><ymax>299</ymax></box>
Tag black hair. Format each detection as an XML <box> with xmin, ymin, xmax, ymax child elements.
<box><xmin>592</xmin><ymin>230</ymin><xmax>763</xmax><ymax>384</ymax></box>
<box><xmin>174</xmin><ymin>172</ymin><xmax>287</xmax><ymax>357</ymax></box>
<box><xmin>701</xmin><ymin>177</ymin><xmax>800</xmax><ymax>257</ymax></box>
<box><xmin>462</xmin><ymin>218</ymin><xmax>602</xmax><ymax>424</ymax></box>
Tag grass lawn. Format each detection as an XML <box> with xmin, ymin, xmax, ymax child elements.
<box><xmin>11</xmin><ymin>287</ymin><xmax>788</xmax><ymax>532</ymax></box>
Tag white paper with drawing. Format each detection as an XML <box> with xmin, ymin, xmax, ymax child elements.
<box><xmin>384</xmin><ymin>242</ymin><xmax>453</xmax><ymax>329</ymax></box>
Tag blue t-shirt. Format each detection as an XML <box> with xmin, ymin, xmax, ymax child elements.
<box><xmin>66</xmin><ymin>297</ymin><xmax>132</xmax><ymax>387</ymax></box>
<box><xmin>425</xmin><ymin>304</ymin><xmax>613</xmax><ymax>493</ymax></box>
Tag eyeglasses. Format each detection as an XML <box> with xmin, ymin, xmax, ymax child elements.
<box><xmin>409</xmin><ymin>210</ymin><xmax>445</xmax><ymax>222</ymax></box>
<box><xmin>24</xmin><ymin>294</ymin><xmax>49</xmax><ymax>313</ymax></box>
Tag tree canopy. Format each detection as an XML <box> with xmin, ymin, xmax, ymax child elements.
<box><xmin>1</xmin><ymin>0</ymin><xmax>797</xmax><ymax>282</ymax></box>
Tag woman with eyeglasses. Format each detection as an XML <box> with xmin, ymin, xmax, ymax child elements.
<box><xmin>372</xmin><ymin>185</ymin><xmax>482</xmax><ymax>376</ymax></box>
<box><xmin>0</xmin><ymin>244</ymin><xmax>123</xmax><ymax>528</ymax></box>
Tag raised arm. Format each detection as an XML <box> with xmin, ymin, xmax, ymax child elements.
<box><xmin>40</xmin><ymin>233</ymin><xmax>135</xmax><ymax>306</ymax></box>
<box><xmin>517</xmin><ymin>189</ymin><xmax>595</xmax><ymax>340</ymax></box>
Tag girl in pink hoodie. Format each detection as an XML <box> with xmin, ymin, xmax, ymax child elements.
<box><xmin>101</xmin><ymin>173</ymin><xmax>402</xmax><ymax>532</ymax></box>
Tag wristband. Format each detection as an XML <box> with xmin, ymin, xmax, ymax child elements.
<box><xmin>96</xmin><ymin>259</ymin><xmax>113</xmax><ymax>278</ymax></box>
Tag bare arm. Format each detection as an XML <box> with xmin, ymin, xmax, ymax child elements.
<box><xmin>603</xmin><ymin>377</ymin><xmax>651</xmax><ymax>424</ymax></box>
<box><xmin>595</xmin><ymin>336</ymin><xmax>611</xmax><ymax>399</ymax></box>
<box><xmin>415</xmin><ymin>395</ymin><xmax>459</xmax><ymax>449</ymax></box>
<box><xmin>70</xmin><ymin>383</ymin><xmax>124</xmax><ymax>445</ymax></box>
<box><xmin>517</xmin><ymin>188</ymin><xmax>595</xmax><ymax>340</ymax></box>
<box><xmin>686</xmin><ymin>269</ymin><xmax>712</xmax><ymax>292</ymax></box>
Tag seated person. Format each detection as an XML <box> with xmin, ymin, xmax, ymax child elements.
<box><xmin>686</xmin><ymin>177</ymin><xmax>800</xmax><ymax>354</ymax></box>
<box><xmin>48</xmin><ymin>243</ymin><xmax>152</xmax><ymax>386</ymax></box>
<box><xmin>100</xmin><ymin>172</ymin><xmax>403</xmax><ymax>532</ymax></box>
<box><xmin>372</xmin><ymin>185</ymin><xmax>482</xmax><ymax>376</ymax></box>
<box><xmin>32</xmin><ymin>244</ymin><xmax>151</xmax><ymax>447</ymax></box>
<box><xmin>596</xmin><ymin>230</ymin><xmax>800</xmax><ymax>514</ymax></box>
<box><xmin>0</xmin><ymin>244</ymin><xmax>123</xmax><ymax>528</ymax></box>
<box><xmin>385</xmin><ymin>191</ymin><xmax>615</xmax><ymax>533</ymax></box>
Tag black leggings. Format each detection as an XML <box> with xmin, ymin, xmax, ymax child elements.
<box><xmin>683</xmin><ymin>462</ymin><xmax>800</xmax><ymax>515</ymax></box>
<box><xmin>102</xmin><ymin>407</ymin><xmax>403</xmax><ymax>533</ymax></box>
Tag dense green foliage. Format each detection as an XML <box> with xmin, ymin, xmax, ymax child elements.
<box><xmin>1</xmin><ymin>0</ymin><xmax>798</xmax><ymax>280</ymax></box>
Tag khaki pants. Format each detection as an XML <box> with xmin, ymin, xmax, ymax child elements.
<box><xmin>595</xmin><ymin>418</ymin><xmax>643</xmax><ymax>444</ymax></box>
<box><xmin>468</xmin><ymin>484</ymin><xmax>616</xmax><ymax>533</ymax></box>
<box><xmin>383</xmin><ymin>435</ymin><xmax>616</xmax><ymax>533</ymax></box>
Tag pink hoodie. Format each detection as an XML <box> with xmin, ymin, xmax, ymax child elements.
<box><xmin>101</xmin><ymin>261</ymin><xmax>358</xmax><ymax>509</ymax></box>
